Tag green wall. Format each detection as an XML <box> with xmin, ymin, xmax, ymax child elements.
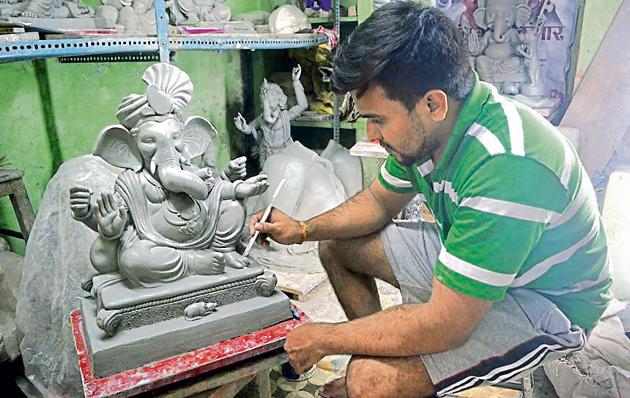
<box><xmin>0</xmin><ymin>0</ymin><xmax>624</xmax><ymax>253</ymax></box>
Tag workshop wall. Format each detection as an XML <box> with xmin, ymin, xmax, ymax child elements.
<box><xmin>574</xmin><ymin>0</ymin><xmax>623</xmax><ymax>89</ymax></box>
<box><xmin>0</xmin><ymin>0</ymin><xmax>622</xmax><ymax>254</ymax></box>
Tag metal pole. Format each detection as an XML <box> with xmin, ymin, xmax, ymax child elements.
<box><xmin>332</xmin><ymin>0</ymin><xmax>341</xmax><ymax>142</ymax></box>
<box><xmin>154</xmin><ymin>0</ymin><xmax>170</xmax><ymax>63</ymax></box>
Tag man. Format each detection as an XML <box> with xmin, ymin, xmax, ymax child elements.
<box><xmin>250</xmin><ymin>2</ymin><xmax>611</xmax><ymax>397</ymax></box>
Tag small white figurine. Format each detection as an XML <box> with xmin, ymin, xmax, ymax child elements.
<box><xmin>234</xmin><ymin>65</ymin><xmax>308</xmax><ymax>168</ymax></box>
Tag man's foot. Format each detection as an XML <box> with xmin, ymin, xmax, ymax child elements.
<box><xmin>224</xmin><ymin>251</ymin><xmax>249</xmax><ymax>269</ymax></box>
<box><xmin>318</xmin><ymin>377</ymin><xmax>347</xmax><ymax>398</ymax></box>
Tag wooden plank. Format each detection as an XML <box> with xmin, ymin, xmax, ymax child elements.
<box><xmin>349</xmin><ymin>141</ymin><xmax>388</xmax><ymax>159</ymax></box>
<box><xmin>204</xmin><ymin>376</ymin><xmax>254</xmax><ymax>398</ymax></box>
<box><xmin>561</xmin><ymin>1</ymin><xmax>630</xmax><ymax>175</ymax></box>
<box><xmin>8</xmin><ymin>178</ymin><xmax>36</xmax><ymax>242</ymax></box>
<box><xmin>0</xmin><ymin>169</ymin><xmax>23</xmax><ymax>185</ymax></box>
<box><xmin>238</xmin><ymin>369</ymin><xmax>272</xmax><ymax>398</ymax></box>
<box><xmin>275</xmin><ymin>270</ymin><xmax>328</xmax><ymax>301</ymax></box>
<box><xmin>557</xmin><ymin>126</ymin><xmax>580</xmax><ymax>150</ymax></box>
<box><xmin>154</xmin><ymin>351</ymin><xmax>286</xmax><ymax>398</ymax></box>
<box><xmin>0</xmin><ymin>170</ymin><xmax>35</xmax><ymax>242</ymax></box>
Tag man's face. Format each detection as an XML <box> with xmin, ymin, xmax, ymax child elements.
<box><xmin>356</xmin><ymin>85</ymin><xmax>441</xmax><ymax>166</ymax></box>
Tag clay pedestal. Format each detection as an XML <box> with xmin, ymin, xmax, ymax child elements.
<box><xmin>80</xmin><ymin>262</ymin><xmax>293</xmax><ymax>377</ymax></box>
<box><xmin>81</xmin><ymin>293</ymin><xmax>292</xmax><ymax>377</ymax></box>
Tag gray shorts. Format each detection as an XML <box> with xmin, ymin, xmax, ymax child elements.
<box><xmin>380</xmin><ymin>222</ymin><xmax>586</xmax><ymax>396</ymax></box>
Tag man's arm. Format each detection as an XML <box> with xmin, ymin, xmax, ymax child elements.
<box><xmin>326</xmin><ymin>278</ymin><xmax>491</xmax><ymax>355</ymax></box>
<box><xmin>307</xmin><ymin>179</ymin><xmax>414</xmax><ymax>240</ymax></box>
<box><xmin>250</xmin><ymin>179</ymin><xmax>414</xmax><ymax>244</ymax></box>
<box><xmin>285</xmin><ymin>278</ymin><xmax>492</xmax><ymax>373</ymax></box>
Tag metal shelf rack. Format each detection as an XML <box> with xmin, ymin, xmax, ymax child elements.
<box><xmin>332</xmin><ymin>0</ymin><xmax>341</xmax><ymax>142</ymax></box>
<box><xmin>0</xmin><ymin>34</ymin><xmax>329</xmax><ymax>63</ymax></box>
<box><xmin>292</xmin><ymin>118</ymin><xmax>365</xmax><ymax>131</ymax></box>
<box><xmin>0</xmin><ymin>0</ymin><xmax>328</xmax><ymax>64</ymax></box>
<box><xmin>0</xmin><ymin>37</ymin><xmax>160</xmax><ymax>63</ymax></box>
<box><xmin>169</xmin><ymin>33</ymin><xmax>327</xmax><ymax>52</ymax></box>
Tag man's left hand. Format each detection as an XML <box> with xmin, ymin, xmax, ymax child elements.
<box><xmin>284</xmin><ymin>323</ymin><xmax>333</xmax><ymax>374</ymax></box>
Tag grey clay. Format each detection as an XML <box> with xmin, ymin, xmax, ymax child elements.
<box><xmin>70</xmin><ymin>63</ymin><xmax>270</xmax><ymax>289</ymax></box>
<box><xmin>0</xmin><ymin>0</ymin><xmax>93</xmax><ymax>18</ymax></box>
<box><xmin>234</xmin><ymin>65</ymin><xmax>308</xmax><ymax>168</ymax></box>
<box><xmin>468</xmin><ymin>0</ymin><xmax>555</xmax><ymax>102</ymax></box>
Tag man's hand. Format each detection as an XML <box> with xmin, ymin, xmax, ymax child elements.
<box><xmin>320</xmin><ymin>279</ymin><xmax>493</xmax><ymax>359</ymax></box>
<box><xmin>223</xmin><ymin>156</ymin><xmax>247</xmax><ymax>181</ymax></box>
<box><xmin>234</xmin><ymin>175</ymin><xmax>269</xmax><ymax>200</ymax></box>
<box><xmin>96</xmin><ymin>192</ymin><xmax>127</xmax><ymax>239</ymax></box>
<box><xmin>70</xmin><ymin>186</ymin><xmax>92</xmax><ymax>219</ymax></box>
<box><xmin>284</xmin><ymin>323</ymin><xmax>333</xmax><ymax>374</ymax></box>
<box><xmin>248</xmin><ymin>207</ymin><xmax>303</xmax><ymax>246</ymax></box>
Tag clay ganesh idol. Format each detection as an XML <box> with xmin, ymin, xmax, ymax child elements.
<box><xmin>29</xmin><ymin>63</ymin><xmax>292</xmax><ymax>379</ymax></box>
<box><xmin>468</xmin><ymin>0</ymin><xmax>532</xmax><ymax>95</ymax></box>
<box><xmin>70</xmin><ymin>64</ymin><xmax>267</xmax><ymax>289</ymax></box>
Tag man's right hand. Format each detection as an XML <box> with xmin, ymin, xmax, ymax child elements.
<box><xmin>249</xmin><ymin>208</ymin><xmax>304</xmax><ymax>246</ymax></box>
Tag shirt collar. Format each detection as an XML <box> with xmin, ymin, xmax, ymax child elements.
<box><xmin>431</xmin><ymin>73</ymin><xmax>490</xmax><ymax>179</ymax></box>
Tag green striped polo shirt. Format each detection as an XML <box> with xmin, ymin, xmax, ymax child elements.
<box><xmin>378</xmin><ymin>75</ymin><xmax>611</xmax><ymax>331</ymax></box>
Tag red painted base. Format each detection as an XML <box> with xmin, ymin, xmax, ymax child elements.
<box><xmin>71</xmin><ymin>306</ymin><xmax>309</xmax><ymax>398</ymax></box>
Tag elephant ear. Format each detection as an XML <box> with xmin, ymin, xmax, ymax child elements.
<box><xmin>515</xmin><ymin>4</ymin><xmax>532</xmax><ymax>27</ymax></box>
<box><xmin>93</xmin><ymin>124</ymin><xmax>143</xmax><ymax>171</ymax></box>
<box><xmin>181</xmin><ymin>116</ymin><xmax>218</xmax><ymax>160</ymax></box>
<box><xmin>473</xmin><ymin>7</ymin><xmax>487</xmax><ymax>30</ymax></box>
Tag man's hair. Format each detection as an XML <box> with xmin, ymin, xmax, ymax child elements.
<box><xmin>332</xmin><ymin>1</ymin><xmax>473</xmax><ymax>110</ymax></box>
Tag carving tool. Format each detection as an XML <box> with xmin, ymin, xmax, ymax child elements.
<box><xmin>243</xmin><ymin>178</ymin><xmax>287</xmax><ymax>257</ymax></box>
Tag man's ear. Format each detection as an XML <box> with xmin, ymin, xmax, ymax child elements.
<box><xmin>419</xmin><ymin>90</ymin><xmax>449</xmax><ymax>122</ymax></box>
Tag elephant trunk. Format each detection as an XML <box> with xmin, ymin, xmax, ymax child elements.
<box><xmin>493</xmin><ymin>23</ymin><xmax>508</xmax><ymax>43</ymax></box>
<box><xmin>153</xmin><ymin>146</ymin><xmax>209</xmax><ymax>200</ymax></box>
<box><xmin>263</xmin><ymin>102</ymin><xmax>278</xmax><ymax>125</ymax></box>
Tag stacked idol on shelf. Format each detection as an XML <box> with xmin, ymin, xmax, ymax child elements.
<box><xmin>437</xmin><ymin>0</ymin><xmax>583</xmax><ymax>123</ymax></box>
<box><xmin>0</xmin><ymin>0</ymin><xmax>329</xmax><ymax>38</ymax></box>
